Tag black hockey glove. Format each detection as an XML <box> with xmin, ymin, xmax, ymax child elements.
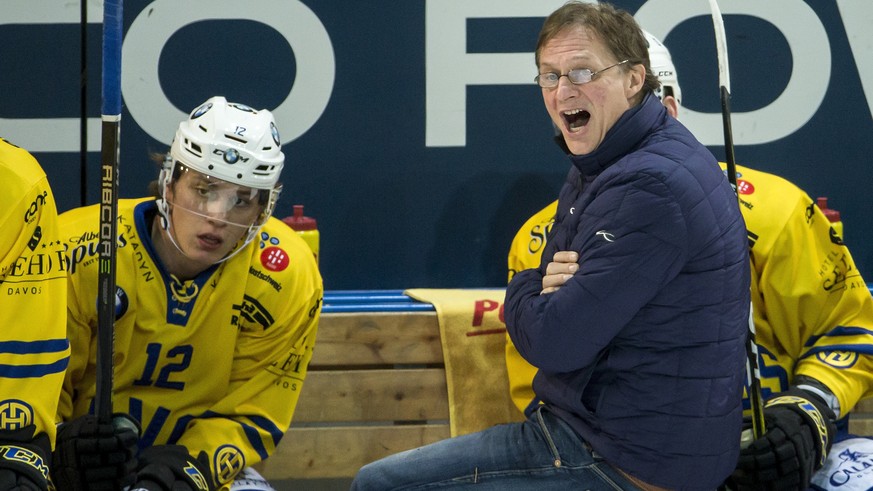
<box><xmin>52</xmin><ymin>413</ymin><xmax>140</xmax><ymax>491</ymax></box>
<box><xmin>729</xmin><ymin>387</ymin><xmax>836</xmax><ymax>491</ymax></box>
<box><xmin>0</xmin><ymin>425</ymin><xmax>52</xmax><ymax>491</ymax></box>
<box><xmin>129</xmin><ymin>444</ymin><xmax>215</xmax><ymax>491</ymax></box>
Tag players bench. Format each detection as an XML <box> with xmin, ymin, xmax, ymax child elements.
<box><xmin>253</xmin><ymin>289</ymin><xmax>873</xmax><ymax>484</ymax></box>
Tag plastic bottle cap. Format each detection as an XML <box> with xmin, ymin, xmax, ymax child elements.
<box><xmin>817</xmin><ymin>197</ymin><xmax>841</xmax><ymax>222</ymax></box>
<box><xmin>282</xmin><ymin>204</ymin><xmax>318</xmax><ymax>230</ymax></box>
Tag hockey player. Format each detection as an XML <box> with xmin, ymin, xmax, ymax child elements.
<box><xmin>0</xmin><ymin>138</ymin><xmax>70</xmax><ymax>490</ymax></box>
<box><xmin>52</xmin><ymin>97</ymin><xmax>323</xmax><ymax>491</ymax></box>
<box><xmin>506</xmin><ymin>30</ymin><xmax>873</xmax><ymax>491</ymax></box>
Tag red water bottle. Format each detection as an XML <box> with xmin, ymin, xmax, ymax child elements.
<box><xmin>817</xmin><ymin>197</ymin><xmax>843</xmax><ymax>240</ymax></box>
<box><xmin>282</xmin><ymin>205</ymin><xmax>319</xmax><ymax>263</ymax></box>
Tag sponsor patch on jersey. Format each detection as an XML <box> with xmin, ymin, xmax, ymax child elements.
<box><xmin>259</xmin><ymin>232</ymin><xmax>280</xmax><ymax>247</ymax></box>
<box><xmin>260</xmin><ymin>247</ymin><xmax>289</xmax><ymax>272</ymax></box>
<box><xmin>232</xmin><ymin>295</ymin><xmax>274</xmax><ymax>330</ymax></box>
<box><xmin>0</xmin><ymin>400</ymin><xmax>33</xmax><ymax>431</ymax></box>
<box><xmin>24</xmin><ymin>191</ymin><xmax>48</xmax><ymax>225</ymax></box>
<box><xmin>829</xmin><ymin>227</ymin><xmax>844</xmax><ymax>246</ymax></box>
<box><xmin>115</xmin><ymin>286</ymin><xmax>129</xmax><ymax>319</ymax></box>
<box><xmin>248</xmin><ymin>267</ymin><xmax>282</xmax><ymax>292</ymax></box>
<box><xmin>214</xmin><ymin>444</ymin><xmax>246</xmax><ymax>485</ymax></box>
<box><xmin>737</xmin><ymin>179</ymin><xmax>755</xmax><ymax>195</ymax></box>
<box><xmin>93</xmin><ymin>286</ymin><xmax>129</xmax><ymax>320</ymax></box>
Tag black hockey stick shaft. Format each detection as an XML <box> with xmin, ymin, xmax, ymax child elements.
<box><xmin>96</xmin><ymin>0</ymin><xmax>123</xmax><ymax>424</ymax></box>
<box><xmin>80</xmin><ymin>0</ymin><xmax>88</xmax><ymax>207</ymax></box>
<box><xmin>708</xmin><ymin>0</ymin><xmax>766</xmax><ymax>440</ymax></box>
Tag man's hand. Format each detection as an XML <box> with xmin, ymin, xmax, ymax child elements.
<box><xmin>130</xmin><ymin>445</ymin><xmax>214</xmax><ymax>491</ymax></box>
<box><xmin>730</xmin><ymin>387</ymin><xmax>836</xmax><ymax>491</ymax></box>
<box><xmin>541</xmin><ymin>251</ymin><xmax>579</xmax><ymax>294</ymax></box>
<box><xmin>0</xmin><ymin>426</ymin><xmax>51</xmax><ymax>491</ymax></box>
<box><xmin>52</xmin><ymin>413</ymin><xmax>140</xmax><ymax>491</ymax></box>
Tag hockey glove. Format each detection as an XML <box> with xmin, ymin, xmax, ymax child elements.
<box><xmin>52</xmin><ymin>413</ymin><xmax>140</xmax><ymax>491</ymax></box>
<box><xmin>730</xmin><ymin>387</ymin><xmax>836</xmax><ymax>491</ymax></box>
<box><xmin>0</xmin><ymin>425</ymin><xmax>52</xmax><ymax>491</ymax></box>
<box><xmin>130</xmin><ymin>444</ymin><xmax>214</xmax><ymax>491</ymax></box>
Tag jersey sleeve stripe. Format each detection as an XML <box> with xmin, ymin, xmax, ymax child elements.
<box><xmin>0</xmin><ymin>357</ymin><xmax>69</xmax><ymax>378</ymax></box>
<box><xmin>246</xmin><ymin>414</ymin><xmax>284</xmax><ymax>447</ymax></box>
<box><xmin>0</xmin><ymin>339</ymin><xmax>70</xmax><ymax>354</ymax></box>
<box><xmin>241</xmin><ymin>424</ymin><xmax>269</xmax><ymax>460</ymax></box>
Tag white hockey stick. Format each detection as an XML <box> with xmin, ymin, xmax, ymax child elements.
<box><xmin>707</xmin><ymin>0</ymin><xmax>766</xmax><ymax>440</ymax></box>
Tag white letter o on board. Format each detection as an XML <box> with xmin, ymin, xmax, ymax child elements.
<box><xmin>122</xmin><ymin>0</ymin><xmax>335</xmax><ymax>145</ymax></box>
<box><xmin>635</xmin><ymin>0</ymin><xmax>830</xmax><ymax>145</ymax></box>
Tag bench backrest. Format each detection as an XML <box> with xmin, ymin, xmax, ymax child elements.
<box><xmin>258</xmin><ymin>309</ymin><xmax>450</xmax><ymax>479</ymax></box>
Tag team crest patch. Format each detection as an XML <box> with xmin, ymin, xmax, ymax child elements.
<box><xmin>0</xmin><ymin>400</ymin><xmax>33</xmax><ymax>431</ymax></box>
<box><xmin>214</xmin><ymin>445</ymin><xmax>246</xmax><ymax>485</ymax></box>
<box><xmin>816</xmin><ymin>351</ymin><xmax>858</xmax><ymax>369</ymax></box>
<box><xmin>737</xmin><ymin>179</ymin><xmax>755</xmax><ymax>195</ymax></box>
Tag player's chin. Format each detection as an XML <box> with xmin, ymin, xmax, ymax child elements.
<box><xmin>185</xmin><ymin>243</ymin><xmax>230</xmax><ymax>265</ymax></box>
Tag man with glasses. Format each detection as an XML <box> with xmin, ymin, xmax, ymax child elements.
<box><xmin>51</xmin><ymin>96</ymin><xmax>323</xmax><ymax>491</ymax></box>
<box><xmin>507</xmin><ymin>27</ymin><xmax>873</xmax><ymax>491</ymax></box>
<box><xmin>351</xmin><ymin>3</ymin><xmax>749</xmax><ymax>489</ymax></box>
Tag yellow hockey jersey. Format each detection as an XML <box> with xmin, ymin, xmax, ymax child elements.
<box><xmin>0</xmin><ymin>138</ymin><xmax>70</xmax><ymax>450</ymax></box>
<box><xmin>506</xmin><ymin>164</ymin><xmax>873</xmax><ymax>419</ymax></box>
<box><xmin>58</xmin><ymin>198</ymin><xmax>323</xmax><ymax>488</ymax></box>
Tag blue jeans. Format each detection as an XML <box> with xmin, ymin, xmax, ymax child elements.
<box><xmin>350</xmin><ymin>407</ymin><xmax>642</xmax><ymax>490</ymax></box>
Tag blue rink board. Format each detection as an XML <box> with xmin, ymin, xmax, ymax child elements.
<box><xmin>322</xmin><ymin>290</ymin><xmax>435</xmax><ymax>313</ymax></box>
<box><xmin>321</xmin><ymin>285</ymin><xmax>873</xmax><ymax>314</ymax></box>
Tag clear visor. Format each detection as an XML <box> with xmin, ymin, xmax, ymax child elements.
<box><xmin>166</xmin><ymin>163</ymin><xmax>271</xmax><ymax>228</ymax></box>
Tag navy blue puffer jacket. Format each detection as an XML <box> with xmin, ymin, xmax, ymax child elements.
<box><xmin>505</xmin><ymin>94</ymin><xmax>750</xmax><ymax>490</ymax></box>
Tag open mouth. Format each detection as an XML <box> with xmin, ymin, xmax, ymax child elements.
<box><xmin>563</xmin><ymin>108</ymin><xmax>590</xmax><ymax>131</ymax></box>
<box><xmin>197</xmin><ymin>233</ymin><xmax>223</xmax><ymax>250</ymax></box>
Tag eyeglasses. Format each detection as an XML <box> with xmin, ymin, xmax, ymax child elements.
<box><xmin>534</xmin><ymin>59</ymin><xmax>630</xmax><ymax>88</ymax></box>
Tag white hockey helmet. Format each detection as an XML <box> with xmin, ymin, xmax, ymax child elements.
<box><xmin>158</xmin><ymin>96</ymin><xmax>285</xmax><ymax>263</ymax></box>
<box><xmin>644</xmin><ymin>30</ymin><xmax>682</xmax><ymax>106</ymax></box>
<box><xmin>169</xmin><ymin>96</ymin><xmax>284</xmax><ymax>189</ymax></box>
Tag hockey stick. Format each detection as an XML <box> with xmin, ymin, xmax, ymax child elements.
<box><xmin>707</xmin><ymin>0</ymin><xmax>766</xmax><ymax>441</ymax></box>
<box><xmin>96</xmin><ymin>0</ymin><xmax>123</xmax><ymax>424</ymax></box>
<box><xmin>80</xmin><ymin>0</ymin><xmax>88</xmax><ymax>207</ymax></box>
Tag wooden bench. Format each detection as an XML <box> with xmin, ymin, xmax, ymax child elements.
<box><xmin>257</xmin><ymin>289</ymin><xmax>873</xmax><ymax>485</ymax></box>
<box><xmin>851</xmin><ymin>398</ymin><xmax>873</xmax><ymax>436</ymax></box>
<box><xmin>257</xmin><ymin>292</ymin><xmax>450</xmax><ymax>481</ymax></box>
